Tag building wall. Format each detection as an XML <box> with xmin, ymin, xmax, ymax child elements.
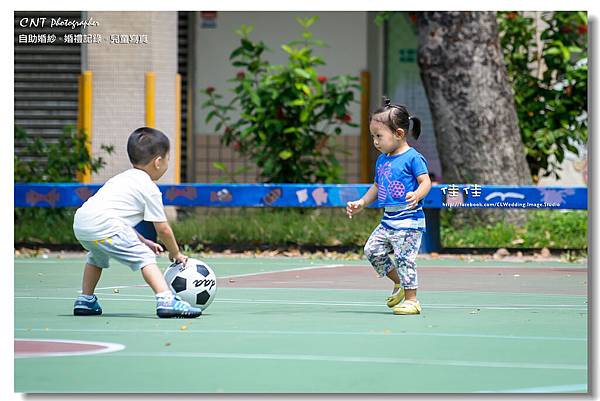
<box><xmin>385</xmin><ymin>13</ymin><xmax>442</xmax><ymax>182</ymax></box>
<box><xmin>85</xmin><ymin>11</ymin><xmax>178</xmax><ymax>184</ymax></box>
<box><xmin>191</xmin><ymin>11</ymin><xmax>368</xmax><ymax>183</ymax></box>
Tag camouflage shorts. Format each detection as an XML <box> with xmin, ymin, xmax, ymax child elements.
<box><xmin>363</xmin><ymin>224</ymin><xmax>423</xmax><ymax>289</ymax></box>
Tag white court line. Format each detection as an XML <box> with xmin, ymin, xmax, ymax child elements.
<box><xmin>216</xmin><ymin>263</ymin><xmax>345</xmax><ymax>279</ymax></box>
<box><xmin>14</xmin><ymin>295</ymin><xmax>588</xmax><ymax>311</ymax></box>
<box><xmin>89</xmin><ymin>292</ymin><xmax>587</xmax><ymax>309</ymax></box>
<box><xmin>14</xmin><ymin>328</ymin><xmax>586</xmax><ymax>342</ymax></box>
<box><xmin>477</xmin><ymin>383</ymin><xmax>587</xmax><ymax>393</ymax></box>
<box><xmin>14</xmin><ymin>259</ymin><xmax>588</xmax><ymax>269</ymax></box>
<box><xmin>90</xmin><ymin>263</ymin><xmax>344</xmax><ymax>290</ymax></box>
<box><xmin>14</xmin><ymin>338</ymin><xmax>125</xmax><ymax>358</ymax></box>
<box><xmin>105</xmin><ymin>351</ymin><xmax>586</xmax><ymax>370</ymax></box>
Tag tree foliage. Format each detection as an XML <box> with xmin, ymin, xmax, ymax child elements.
<box><xmin>498</xmin><ymin>11</ymin><xmax>587</xmax><ymax>181</ymax></box>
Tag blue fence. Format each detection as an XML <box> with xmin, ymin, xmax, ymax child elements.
<box><xmin>15</xmin><ymin>183</ymin><xmax>588</xmax><ymax>253</ymax></box>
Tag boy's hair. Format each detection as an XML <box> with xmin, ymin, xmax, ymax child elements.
<box><xmin>369</xmin><ymin>96</ymin><xmax>421</xmax><ymax>140</ymax></box>
<box><xmin>127</xmin><ymin>127</ymin><xmax>170</xmax><ymax>165</ymax></box>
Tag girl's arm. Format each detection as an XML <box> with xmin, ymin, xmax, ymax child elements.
<box><xmin>405</xmin><ymin>173</ymin><xmax>432</xmax><ymax>209</ymax></box>
<box><xmin>360</xmin><ymin>183</ymin><xmax>379</xmax><ymax>207</ymax></box>
<box><xmin>346</xmin><ymin>183</ymin><xmax>378</xmax><ymax>219</ymax></box>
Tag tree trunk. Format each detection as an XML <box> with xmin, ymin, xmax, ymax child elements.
<box><xmin>416</xmin><ymin>11</ymin><xmax>532</xmax><ymax>226</ymax></box>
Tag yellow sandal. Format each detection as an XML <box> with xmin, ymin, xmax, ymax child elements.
<box><xmin>386</xmin><ymin>284</ymin><xmax>405</xmax><ymax>308</ymax></box>
<box><xmin>393</xmin><ymin>300</ymin><xmax>422</xmax><ymax>315</ymax></box>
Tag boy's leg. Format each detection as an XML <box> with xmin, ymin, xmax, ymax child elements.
<box><xmin>94</xmin><ymin>228</ymin><xmax>201</xmax><ymax>318</ymax></box>
<box><xmin>139</xmin><ymin>263</ymin><xmax>202</xmax><ymax>318</ymax></box>
<box><xmin>82</xmin><ymin>263</ymin><xmax>103</xmax><ymax>295</ymax></box>
<box><xmin>140</xmin><ymin>263</ymin><xmax>170</xmax><ymax>294</ymax></box>
<box><xmin>74</xmin><ymin>242</ymin><xmax>108</xmax><ymax>316</ymax></box>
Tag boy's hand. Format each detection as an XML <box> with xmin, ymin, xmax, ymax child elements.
<box><xmin>170</xmin><ymin>252</ymin><xmax>188</xmax><ymax>265</ymax></box>
<box><xmin>142</xmin><ymin>239</ymin><xmax>164</xmax><ymax>255</ymax></box>
<box><xmin>405</xmin><ymin>192</ymin><xmax>419</xmax><ymax>209</ymax></box>
<box><xmin>346</xmin><ymin>199</ymin><xmax>365</xmax><ymax>219</ymax></box>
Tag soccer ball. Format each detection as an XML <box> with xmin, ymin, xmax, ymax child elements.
<box><xmin>164</xmin><ymin>258</ymin><xmax>217</xmax><ymax>310</ymax></box>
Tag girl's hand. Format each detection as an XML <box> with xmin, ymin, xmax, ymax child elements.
<box><xmin>405</xmin><ymin>192</ymin><xmax>419</xmax><ymax>209</ymax></box>
<box><xmin>346</xmin><ymin>199</ymin><xmax>365</xmax><ymax>219</ymax></box>
<box><xmin>143</xmin><ymin>239</ymin><xmax>164</xmax><ymax>255</ymax></box>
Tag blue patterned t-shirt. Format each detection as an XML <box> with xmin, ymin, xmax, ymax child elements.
<box><xmin>374</xmin><ymin>147</ymin><xmax>429</xmax><ymax>231</ymax></box>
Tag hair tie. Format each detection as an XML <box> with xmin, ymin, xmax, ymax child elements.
<box><xmin>408</xmin><ymin>115</ymin><xmax>412</xmax><ymax>121</ymax></box>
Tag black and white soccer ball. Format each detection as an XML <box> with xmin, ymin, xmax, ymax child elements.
<box><xmin>164</xmin><ymin>258</ymin><xmax>217</xmax><ymax>310</ymax></box>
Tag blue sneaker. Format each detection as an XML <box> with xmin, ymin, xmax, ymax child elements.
<box><xmin>156</xmin><ymin>295</ymin><xmax>202</xmax><ymax>318</ymax></box>
<box><xmin>73</xmin><ymin>295</ymin><xmax>102</xmax><ymax>316</ymax></box>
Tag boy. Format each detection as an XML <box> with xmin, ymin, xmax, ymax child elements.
<box><xmin>72</xmin><ymin>127</ymin><xmax>201</xmax><ymax>318</ymax></box>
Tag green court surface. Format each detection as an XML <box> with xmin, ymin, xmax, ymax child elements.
<box><xmin>14</xmin><ymin>255</ymin><xmax>588</xmax><ymax>393</ymax></box>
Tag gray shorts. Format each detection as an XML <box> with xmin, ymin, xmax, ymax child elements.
<box><xmin>78</xmin><ymin>227</ymin><xmax>157</xmax><ymax>271</ymax></box>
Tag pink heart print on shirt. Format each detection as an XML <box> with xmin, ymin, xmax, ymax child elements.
<box><xmin>388</xmin><ymin>181</ymin><xmax>406</xmax><ymax>199</ymax></box>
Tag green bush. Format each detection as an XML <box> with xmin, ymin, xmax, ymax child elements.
<box><xmin>14</xmin><ymin>206</ymin><xmax>587</xmax><ymax>251</ymax></box>
<box><xmin>202</xmin><ymin>17</ymin><xmax>361</xmax><ymax>183</ymax></box>
<box><xmin>14</xmin><ymin>124</ymin><xmax>114</xmax><ymax>225</ymax></box>
<box><xmin>14</xmin><ymin>124</ymin><xmax>114</xmax><ymax>183</ymax></box>
<box><xmin>441</xmin><ymin>209</ymin><xmax>587</xmax><ymax>249</ymax></box>
<box><xmin>172</xmin><ymin>208</ymin><xmax>381</xmax><ymax>248</ymax></box>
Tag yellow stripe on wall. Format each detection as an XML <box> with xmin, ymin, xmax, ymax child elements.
<box><xmin>145</xmin><ymin>72</ymin><xmax>156</xmax><ymax>128</ymax></box>
<box><xmin>175</xmin><ymin>74</ymin><xmax>182</xmax><ymax>184</ymax></box>
<box><xmin>77</xmin><ymin>71</ymin><xmax>93</xmax><ymax>183</ymax></box>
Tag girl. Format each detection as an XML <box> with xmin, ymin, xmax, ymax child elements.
<box><xmin>346</xmin><ymin>97</ymin><xmax>432</xmax><ymax>315</ymax></box>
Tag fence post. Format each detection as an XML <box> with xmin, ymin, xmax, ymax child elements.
<box><xmin>420</xmin><ymin>209</ymin><xmax>441</xmax><ymax>253</ymax></box>
<box><xmin>360</xmin><ymin>70</ymin><xmax>371</xmax><ymax>183</ymax></box>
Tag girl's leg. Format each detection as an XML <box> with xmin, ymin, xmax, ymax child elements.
<box><xmin>386</xmin><ymin>268</ymin><xmax>401</xmax><ymax>287</ymax></box>
<box><xmin>364</xmin><ymin>225</ymin><xmax>395</xmax><ymax>280</ymax></box>
<box><xmin>391</xmin><ymin>230</ymin><xmax>423</xmax><ymax>302</ymax></box>
<box><xmin>82</xmin><ymin>263</ymin><xmax>103</xmax><ymax>295</ymax></box>
<box><xmin>364</xmin><ymin>225</ymin><xmax>404</xmax><ymax>306</ymax></box>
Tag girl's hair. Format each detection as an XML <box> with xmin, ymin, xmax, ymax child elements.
<box><xmin>369</xmin><ymin>96</ymin><xmax>421</xmax><ymax>140</ymax></box>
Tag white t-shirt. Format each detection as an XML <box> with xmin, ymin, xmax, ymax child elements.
<box><xmin>73</xmin><ymin>168</ymin><xmax>167</xmax><ymax>241</ymax></box>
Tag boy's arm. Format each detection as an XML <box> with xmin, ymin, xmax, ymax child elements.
<box><xmin>153</xmin><ymin>221</ymin><xmax>187</xmax><ymax>263</ymax></box>
<box><xmin>134</xmin><ymin>228</ymin><xmax>163</xmax><ymax>255</ymax></box>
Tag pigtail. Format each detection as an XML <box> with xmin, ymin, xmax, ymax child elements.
<box><xmin>409</xmin><ymin>116</ymin><xmax>421</xmax><ymax>140</ymax></box>
<box><xmin>382</xmin><ymin>96</ymin><xmax>392</xmax><ymax>107</ymax></box>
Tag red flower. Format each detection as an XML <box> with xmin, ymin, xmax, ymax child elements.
<box><xmin>560</xmin><ymin>25</ymin><xmax>573</xmax><ymax>34</ymax></box>
<box><xmin>409</xmin><ymin>13</ymin><xmax>417</xmax><ymax>23</ymax></box>
<box><xmin>506</xmin><ymin>12</ymin><xmax>517</xmax><ymax>20</ymax></box>
<box><xmin>206</xmin><ymin>86</ymin><xmax>215</xmax><ymax>94</ymax></box>
<box><xmin>224</xmin><ymin>126</ymin><xmax>233</xmax><ymax>134</ymax></box>
<box><xmin>232</xmin><ymin>141</ymin><xmax>242</xmax><ymax>151</ymax></box>
<box><xmin>236</xmin><ymin>71</ymin><xmax>245</xmax><ymax>80</ymax></box>
<box><xmin>577</xmin><ymin>24</ymin><xmax>587</xmax><ymax>35</ymax></box>
<box><xmin>337</xmin><ymin>113</ymin><xmax>352</xmax><ymax>123</ymax></box>
<box><xmin>318</xmin><ymin>75</ymin><xmax>327</xmax><ymax>84</ymax></box>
